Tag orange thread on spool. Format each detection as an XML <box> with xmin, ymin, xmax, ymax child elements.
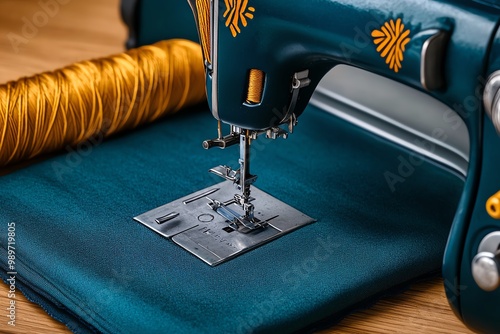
<box><xmin>246</xmin><ymin>69</ymin><xmax>264</xmax><ymax>104</ymax></box>
<box><xmin>0</xmin><ymin>39</ymin><xmax>206</xmax><ymax>167</ymax></box>
<box><xmin>196</xmin><ymin>0</ymin><xmax>212</xmax><ymax>63</ymax></box>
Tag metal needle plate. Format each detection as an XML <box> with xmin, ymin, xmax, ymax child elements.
<box><xmin>134</xmin><ymin>181</ymin><xmax>315</xmax><ymax>266</ymax></box>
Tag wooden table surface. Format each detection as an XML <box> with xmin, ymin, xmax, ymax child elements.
<box><xmin>0</xmin><ymin>0</ymin><xmax>475</xmax><ymax>333</ymax></box>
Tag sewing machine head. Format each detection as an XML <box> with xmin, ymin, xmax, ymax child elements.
<box><xmin>188</xmin><ymin>0</ymin><xmax>500</xmax><ymax>332</ymax></box>
<box><xmin>133</xmin><ymin>1</ymin><xmax>500</xmax><ymax>332</ymax></box>
<box><xmin>188</xmin><ymin>0</ymin><xmax>320</xmax><ymax>132</ymax></box>
<box><xmin>187</xmin><ymin>0</ymin><xmax>458</xmax><ymax>130</ymax></box>
<box><xmin>184</xmin><ymin>0</ymin><xmax>476</xmax><ymax>247</ymax></box>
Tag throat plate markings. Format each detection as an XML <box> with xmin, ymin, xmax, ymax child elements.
<box><xmin>134</xmin><ymin>181</ymin><xmax>315</xmax><ymax>266</ymax></box>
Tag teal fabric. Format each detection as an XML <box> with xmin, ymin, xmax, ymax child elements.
<box><xmin>0</xmin><ymin>105</ymin><xmax>463</xmax><ymax>333</ymax></box>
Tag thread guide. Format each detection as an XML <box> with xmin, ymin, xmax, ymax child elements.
<box><xmin>134</xmin><ymin>181</ymin><xmax>315</xmax><ymax>266</ymax></box>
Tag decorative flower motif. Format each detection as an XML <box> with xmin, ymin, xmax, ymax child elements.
<box><xmin>223</xmin><ymin>0</ymin><xmax>255</xmax><ymax>37</ymax></box>
<box><xmin>372</xmin><ymin>18</ymin><xmax>411</xmax><ymax>73</ymax></box>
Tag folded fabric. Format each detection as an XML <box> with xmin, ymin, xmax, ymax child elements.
<box><xmin>0</xmin><ymin>105</ymin><xmax>463</xmax><ymax>333</ymax></box>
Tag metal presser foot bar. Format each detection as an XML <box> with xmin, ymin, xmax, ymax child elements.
<box><xmin>134</xmin><ymin>181</ymin><xmax>315</xmax><ymax>266</ymax></box>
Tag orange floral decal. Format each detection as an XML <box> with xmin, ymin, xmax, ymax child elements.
<box><xmin>223</xmin><ymin>0</ymin><xmax>255</xmax><ymax>37</ymax></box>
<box><xmin>372</xmin><ymin>18</ymin><xmax>411</xmax><ymax>73</ymax></box>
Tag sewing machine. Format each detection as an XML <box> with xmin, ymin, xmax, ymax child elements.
<box><xmin>128</xmin><ymin>1</ymin><xmax>500</xmax><ymax>333</ymax></box>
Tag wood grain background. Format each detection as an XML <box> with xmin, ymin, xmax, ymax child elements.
<box><xmin>0</xmin><ymin>0</ymin><xmax>475</xmax><ymax>333</ymax></box>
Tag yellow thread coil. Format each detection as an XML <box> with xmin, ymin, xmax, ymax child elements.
<box><xmin>246</xmin><ymin>69</ymin><xmax>264</xmax><ymax>104</ymax></box>
<box><xmin>0</xmin><ymin>39</ymin><xmax>206</xmax><ymax>168</ymax></box>
<box><xmin>196</xmin><ymin>0</ymin><xmax>211</xmax><ymax>63</ymax></box>
<box><xmin>487</xmin><ymin>191</ymin><xmax>500</xmax><ymax>219</ymax></box>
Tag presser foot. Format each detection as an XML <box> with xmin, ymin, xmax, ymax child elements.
<box><xmin>206</xmin><ymin>197</ymin><xmax>265</xmax><ymax>233</ymax></box>
<box><xmin>134</xmin><ymin>181</ymin><xmax>315</xmax><ymax>266</ymax></box>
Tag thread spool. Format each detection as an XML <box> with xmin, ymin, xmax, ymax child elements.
<box><xmin>246</xmin><ymin>69</ymin><xmax>264</xmax><ymax>104</ymax></box>
<box><xmin>195</xmin><ymin>0</ymin><xmax>211</xmax><ymax>63</ymax></box>
<box><xmin>0</xmin><ymin>39</ymin><xmax>206</xmax><ymax>168</ymax></box>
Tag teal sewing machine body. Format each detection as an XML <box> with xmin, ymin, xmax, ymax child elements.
<box><xmin>191</xmin><ymin>1</ymin><xmax>500</xmax><ymax>332</ymax></box>
<box><xmin>191</xmin><ymin>0</ymin><xmax>492</xmax><ymax>130</ymax></box>
<box><xmin>124</xmin><ymin>0</ymin><xmax>500</xmax><ymax>332</ymax></box>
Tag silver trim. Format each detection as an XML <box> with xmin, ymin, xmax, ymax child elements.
<box><xmin>421</xmin><ymin>30</ymin><xmax>448</xmax><ymax>91</ymax></box>
<box><xmin>483</xmin><ymin>71</ymin><xmax>500</xmax><ymax>117</ymax></box>
<box><xmin>472</xmin><ymin>232</ymin><xmax>500</xmax><ymax>291</ymax></box>
<box><xmin>211</xmin><ymin>0</ymin><xmax>220</xmax><ymax>120</ymax></box>
<box><xmin>483</xmin><ymin>70</ymin><xmax>500</xmax><ymax>134</ymax></box>
<box><xmin>472</xmin><ymin>253</ymin><xmax>500</xmax><ymax>292</ymax></box>
<box><xmin>310</xmin><ymin>65</ymin><xmax>469</xmax><ymax>177</ymax></box>
<box><xmin>478</xmin><ymin>232</ymin><xmax>500</xmax><ymax>254</ymax></box>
